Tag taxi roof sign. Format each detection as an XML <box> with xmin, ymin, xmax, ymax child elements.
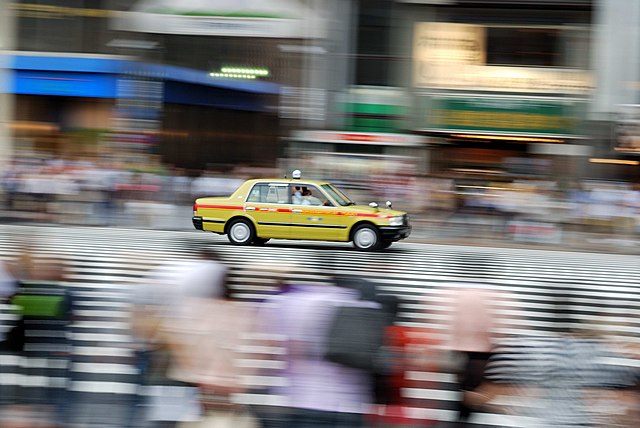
<box><xmin>292</xmin><ymin>169</ymin><xmax>302</xmax><ymax>179</ymax></box>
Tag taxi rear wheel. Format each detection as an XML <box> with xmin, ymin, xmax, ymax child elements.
<box><xmin>352</xmin><ymin>224</ymin><xmax>381</xmax><ymax>251</ymax></box>
<box><xmin>227</xmin><ymin>219</ymin><xmax>255</xmax><ymax>245</ymax></box>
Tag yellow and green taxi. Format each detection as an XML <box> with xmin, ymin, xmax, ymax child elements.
<box><xmin>192</xmin><ymin>170</ymin><xmax>411</xmax><ymax>250</ymax></box>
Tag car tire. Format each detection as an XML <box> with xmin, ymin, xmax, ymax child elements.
<box><xmin>352</xmin><ymin>224</ymin><xmax>381</xmax><ymax>251</ymax></box>
<box><xmin>253</xmin><ymin>238</ymin><xmax>270</xmax><ymax>246</ymax></box>
<box><xmin>227</xmin><ymin>218</ymin><xmax>256</xmax><ymax>246</ymax></box>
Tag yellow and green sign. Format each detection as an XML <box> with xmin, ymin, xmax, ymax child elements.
<box><xmin>425</xmin><ymin>96</ymin><xmax>586</xmax><ymax>137</ymax></box>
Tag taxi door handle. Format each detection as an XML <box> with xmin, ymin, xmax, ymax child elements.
<box><xmin>246</xmin><ymin>206</ymin><xmax>256</xmax><ymax>211</ymax></box>
<box><xmin>292</xmin><ymin>209</ymin><xmax>302</xmax><ymax>214</ymax></box>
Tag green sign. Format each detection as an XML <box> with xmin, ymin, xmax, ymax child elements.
<box><xmin>342</xmin><ymin>102</ymin><xmax>408</xmax><ymax>132</ymax></box>
<box><xmin>425</xmin><ymin>97</ymin><xmax>585</xmax><ymax>137</ymax></box>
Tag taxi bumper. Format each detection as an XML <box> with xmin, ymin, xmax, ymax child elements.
<box><xmin>379</xmin><ymin>225</ymin><xmax>412</xmax><ymax>241</ymax></box>
<box><xmin>192</xmin><ymin>216</ymin><xmax>203</xmax><ymax>230</ymax></box>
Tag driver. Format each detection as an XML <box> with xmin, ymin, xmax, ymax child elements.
<box><xmin>301</xmin><ymin>188</ymin><xmax>323</xmax><ymax>206</ymax></box>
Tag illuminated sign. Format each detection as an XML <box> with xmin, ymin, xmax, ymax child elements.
<box><xmin>420</xmin><ymin>64</ymin><xmax>592</xmax><ymax>94</ymax></box>
<box><xmin>209</xmin><ymin>67</ymin><xmax>270</xmax><ymax>80</ymax></box>
<box><xmin>413</xmin><ymin>22</ymin><xmax>485</xmax><ymax>66</ymax></box>
<box><xmin>412</xmin><ymin>22</ymin><xmax>592</xmax><ymax>94</ymax></box>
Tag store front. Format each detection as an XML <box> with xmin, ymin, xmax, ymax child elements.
<box><xmin>6</xmin><ymin>53</ymin><xmax>280</xmax><ymax>170</ymax></box>
<box><xmin>398</xmin><ymin>14</ymin><xmax>593</xmax><ymax>184</ymax></box>
<box><xmin>419</xmin><ymin>94</ymin><xmax>590</xmax><ymax>181</ymax></box>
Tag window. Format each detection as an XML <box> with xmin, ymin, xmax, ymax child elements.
<box><xmin>486</xmin><ymin>27</ymin><xmax>561</xmax><ymax>67</ymax></box>
<box><xmin>292</xmin><ymin>184</ymin><xmax>332</xmax><ymax>206</ymax></box>
<box><xmin>321</xmin><ymin>184</ymin><xmax>354</xmax><ymax>207</ymax></box>
<box><xmin>247</xmin><ymin>183</ymin><xmax>289</xmax><ymax>204</ymax></box>
<box><xmin>355</xmin><ymin>0</ymin><xmax>393</xmax><ymax>85</ymax></box>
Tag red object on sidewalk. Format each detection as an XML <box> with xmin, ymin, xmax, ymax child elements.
<box><xmin>367</xmin><ymin>326</ymin><xmax>442</xmax><ymax>426</ymax></box>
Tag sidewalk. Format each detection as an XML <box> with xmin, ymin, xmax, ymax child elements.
<box><xmin>407</xmin><ymin>215</ymin><xmax>640</xmax><ymax>255</ymax></box>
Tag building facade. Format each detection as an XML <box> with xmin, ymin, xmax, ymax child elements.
<box><xmin>2</xmin><ymin>0</ymin><xmax>327</xmax><ymax>171</ymax></box>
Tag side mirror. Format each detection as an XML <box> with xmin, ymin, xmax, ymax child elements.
<box><xmin>369</xmin><ymin>202</ymin><xmax>379</xmax><ymax>209</ymax></box>
<box><xmin>386</xmin><ymin>201</ymin><xmax>392</xmax><ymax>209</ymax></box>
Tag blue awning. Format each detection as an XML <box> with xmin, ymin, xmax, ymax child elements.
<box><xmin>9</xmin><ymin>54</ymin><xmax>281</xmax><ymax>95</ymax></box>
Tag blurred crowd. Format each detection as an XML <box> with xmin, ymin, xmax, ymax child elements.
<box><xmin>0</xmin><ymin>245</ymin><xmax>639</xmax><ymax>427</ymax></box>
<box><xmin>1</xmin><ymin>155</ymin><xmax>640</xmax><ymax>244</ymax></box>
<box><xmin>0</xmin><ymin>155</ymin><xmax>246</xmax><ymax>228</ymax></box>
<box><xmin>422</xmin><ymin>177</ymin><xmax>640</xmax><ymax>241</ymax></box>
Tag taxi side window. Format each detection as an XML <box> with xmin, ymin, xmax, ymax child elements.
<box><xmin>247</xmin><ymin>185</ymin><xmax>264</xmax><ymax>202</ymax></box>
<box><xmin>248</xmin><ymin>183</ymin><xmax>289</xmax><ymax>204</ymax></box>
<box><xmin>295</xmin><ymin>184</ymin><xmax>329</xmax><ymax>206</ymax></box>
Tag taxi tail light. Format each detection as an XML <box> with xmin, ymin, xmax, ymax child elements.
<box><xmin>193</xmin><ymin>203</ymin><xmax>198</xmax><ymax>216</ymax></box>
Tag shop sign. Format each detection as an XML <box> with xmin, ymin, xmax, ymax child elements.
<box><xmin>113</xmin><ymin>1</ymin><xmax>324</xmax><ymax>39</ymax></box>
<box><xmin>424</xmin><ymin>96</ymin><xmax>585</xmax><ymax>137</ymax></box>
<box><xmin>419</xmin><ymin>64</ymin><xmax>592</xmax><ymax>94</ymax></box>
<box><xmin>413</xmin><ymin>22</ymin><xmax>485</xmax><ymax>65</ymax></box>
<box><xmin>14</xmin><ymin>71</ymin><xmax>117</xmax><ymax>98</ymax></box>
<box><xmin>412</xmin><ymin>22</ymin><xmax>592</xmax><ymax>94</ymax></box>
<box><xmin>292</xmin><ymin>130</ymin><xmax>425</xmax><ymax>147</ymax></box>
<box><xmin>341</xmin><ymin>86</ymin><xmax>410</xmax><ymax>132</ymax></box>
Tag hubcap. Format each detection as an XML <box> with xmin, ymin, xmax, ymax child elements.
<box><xmin>355</xmin><ymin>228</ymin><xmax>376</xmax><ymax>249</ymax></box>
<box><xmin>231</xmin><ymin>223</ymin><xmax>250</xmax><ymax>242</ymax></box>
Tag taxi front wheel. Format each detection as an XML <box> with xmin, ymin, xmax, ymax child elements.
<box><xmin>227</xmin><ymin>218</ymin><xmax>256</xmax><ymax>245</ymax></box>
<box><xmin>352</xmin><ymin>224</ymin><xmax>381</xmax><ymax>251</ymax></box>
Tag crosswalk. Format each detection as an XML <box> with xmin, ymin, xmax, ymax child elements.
<box><xmin>0</xmin><ymin>224</ymin><xmax>639</xmax><ymax>427</ymax></box>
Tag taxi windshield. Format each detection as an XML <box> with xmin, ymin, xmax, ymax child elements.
<box><xmin>321</xmin><ymin>184</ymin><xmax>355</xmax><ymax>206</ymax></box>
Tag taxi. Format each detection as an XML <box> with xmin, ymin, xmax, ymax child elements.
<box><xmin>192</xmin><ymin>170</ymin><xmax>411</xmax><ymax>250</ymax></box>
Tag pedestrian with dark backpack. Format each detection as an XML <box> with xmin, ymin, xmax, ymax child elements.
<box><xmin>259</xmin><ymin>278</ymin><xmax>376</xmax><ymax>428</ymax></box>
<box><xmin>7</xmin><ymin>255</ymin><xmax>74</xmax><ymax>427</ymax></box>
<box><xmin>324</xmin><ymin>275</ymin><xmax>397</xmax><ymax>375</ymax></box>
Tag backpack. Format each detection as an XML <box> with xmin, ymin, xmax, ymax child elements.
<box><xmin>324</xmin><ymin>277</ymin><xmax>398</xmax><ymax>374</ymax></box>
<box><xmin>3</xmin><ymin>283</ymin><xmax>72</xmax><ymax>352</ymax></box>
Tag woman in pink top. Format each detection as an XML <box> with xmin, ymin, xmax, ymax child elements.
<box><xmin>448</xmin><ymin>285</ymin><xmax>497</xmax><ymax>426</ymax></box>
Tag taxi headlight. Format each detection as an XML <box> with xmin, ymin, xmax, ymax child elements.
<box><xmin>389</xmin><ymin>216</ymin><xmax>403</xmax><ymax>226</ymax></box>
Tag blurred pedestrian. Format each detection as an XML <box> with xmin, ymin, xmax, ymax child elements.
<box><xmin>132</xmin><ymin>249</ymin><xmax>227</xmax><ymax>428</ymax></box>
<box><xmin>260</xmin><ymin>275</ymin><xmax>379</xmax><ymax>428</ymax></box>
<box><xmin>464</xmin><ymin>298</ymin><xmax>640</xmax><ymax>427</ymax></box>
<box><xmin>166</xmin><ymin>258</ymin><xmax>260</xmax><ymax>428</ymax></box>
<box><xmin>7</xmin><ymin>255</ymin><xmax>74</xmax><ymax>427</ymax></box>
<box><xmin>446</xmin><ymin>283</ymin><xmax>500</xmax><ymax>427</ymax></box>
<box><xmin>2</xmin><ymin>161</ymin><xmax>20</xmax><ymax>211</ymax></box>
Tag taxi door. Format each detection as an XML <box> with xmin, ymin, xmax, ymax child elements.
<box><xmin>245</xmin><ymin>182</ymin><xmax>291</xmax><ymax>239</ymax></box>
<box><xmin>289</xmin><ymin>184</ymin><xmax>350</xmax><ymax>241</ymax></box>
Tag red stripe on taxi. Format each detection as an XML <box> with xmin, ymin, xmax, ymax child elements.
<box><xmin>257</xmin><ymin>207</ymin><xmax>292</xmax><ymax>213</ymax></box>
